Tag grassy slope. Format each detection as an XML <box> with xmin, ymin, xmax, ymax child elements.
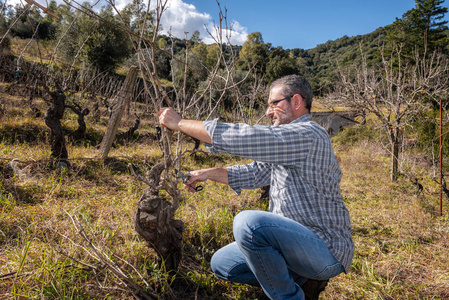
<box><xmin>1</xmin><ymin>86</ymin><xmax>449</xmax><ymax>299</ymax></box>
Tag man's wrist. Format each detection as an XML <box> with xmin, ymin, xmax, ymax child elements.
<box><xmin>178</xmin><ymin>119</ymin><xmax>188</xmax><ymax>132</ymax></box>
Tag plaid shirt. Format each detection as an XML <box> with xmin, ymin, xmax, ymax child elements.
<box><xmin>203</xmin><ymin>114</ymin><xmax>354</xmax><ymax>272</ymax></box>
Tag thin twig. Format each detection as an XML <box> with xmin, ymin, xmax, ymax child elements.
<box><xmin>128</xmin><ymin>163</ymin><xmax>159</xmax><ymax>190</ymax></box>
<box><xmin>61</xmin><ymin>209</ymin><xmax>158</xmax><ymax>300</ymax></box>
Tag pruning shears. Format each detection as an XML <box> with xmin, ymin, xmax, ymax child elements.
<box><xmin>174</xmin><ymin>170</ymin><xmax>204</xmax><ymax>192</ymax></box>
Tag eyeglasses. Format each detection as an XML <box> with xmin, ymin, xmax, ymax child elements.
<box><xmin>267</xmin><ymin>96</ymin><xmax>292</xmax><ymax>109</ymax></box>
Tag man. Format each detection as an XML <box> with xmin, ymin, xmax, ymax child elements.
<box><xmin>158</xmin><ymin>74</ymin><xmax>354</xmax><ymax>300</ymax></box>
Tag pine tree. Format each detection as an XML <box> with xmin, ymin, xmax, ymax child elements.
<box><xmin>387</xmin><ymin>0</ymin><xmax>448</xmax><ymax>54</ymax></box>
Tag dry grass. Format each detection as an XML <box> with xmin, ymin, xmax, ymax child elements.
<box><xmin>329</xmin><ymin>140</ymin><xmax>449</xmax><ymax>299</ymax></box>
<box><xmin>1</xmin><ymin>88</ymin><xmax>449</xmax><ymax>299</ymax></box>
<box><xmin>9</xmin><ymin>38</ymin><xmax>57</xmax><ymax>65</ymax></box>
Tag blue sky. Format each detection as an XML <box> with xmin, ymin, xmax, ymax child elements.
<box><xmin>11</xmin><ymin>0</ymin><xmax>449</xmax><ymax>50</ymax></box>
<box><xmin>186</xmin><ymin>0</ymin><xmax>449</xmax><ymax>49</ymax></box>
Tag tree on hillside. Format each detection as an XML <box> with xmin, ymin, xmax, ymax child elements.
<box><xmin>85</xmin><ymin>6</ymin><xmax>132</xmax><ymax>72</ymax></box>
<box><xmin>189</xmin><ymin>30</ymin><xmax>201</xmax><ymax>46</ymax></box>
<box><xmin>8</xmin><ymin>4</ymin><xmax>39</xmax><ymax>38</ymax></box>
<box><xmin>0</xmin><ymin>0</ymin><xmax>8</xmax><ymax>35</ymax></box>
<box><xmin>333</xmin><ymin>45</ymin><xmax>449</xmax><ymax>181</ymax></box>
<box><xmin>238</xmin><ymin>32</ymin><xmax>270</xmax><ymax>75</ymax></box>
<box><xmin>56</xmin><ymin>4</ymin><xmax>132</xmax><ymax>72</ymax></box>
<box><xmin>120</xmin><ymin>0</ymin><xmax>149</xmax><ymax>34</ymax></box>
<box><xmin>1</xmin><ymin>2</ymin><xmax>56</xmax><ymax>40</ymax></box>
<box><xmin>265</xmin><ymin>46</ymin><xmax>297</xmax><ymax>84</ymax></box>
<box><xmin>387</xmin><ymin>0</ymin><xmax>448</xmax><ymax>55</ymax></box>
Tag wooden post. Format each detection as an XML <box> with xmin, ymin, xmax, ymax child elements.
<box><xmin>98</xmin><ymin>66</ymin><xmax>138</xmax><ymax>158</ymax></box>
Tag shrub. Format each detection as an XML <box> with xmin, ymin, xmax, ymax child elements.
<box><xmin>331</xmin><ymin>122</ymin><xmax>379</xmax><ymax>147</ymax></box>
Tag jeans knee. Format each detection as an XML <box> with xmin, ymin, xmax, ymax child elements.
<box><xmin>233</xmin><ymin>210</ymin><xmax>253</xmax><ymax>242</ymax></box>
<box><xmin>233</xmin><ymin>210</ymin><xmax>269</xmax><ymax>243</ymax></box>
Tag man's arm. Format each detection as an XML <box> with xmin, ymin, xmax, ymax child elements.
<box><xmin>158</xmin><ymin>107</ymin><xmax>212</xmax><ymax>144</ymax></box>
<box><xmin>158</xmin><ymin>108</ymin><xmax>226</xmax><ymax>192</ymax></box>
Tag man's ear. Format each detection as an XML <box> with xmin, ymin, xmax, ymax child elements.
<box><xmin>292</xmin><ymin>94</ymin><xmax>302</xmax><ymax>111</ymax></box>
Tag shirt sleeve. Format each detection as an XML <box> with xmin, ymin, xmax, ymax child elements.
<box><xmin>203</xmin><ymin>118</ymin><xmax>219</xmax><ymax>152</ymax></box>
<box><xmin>203</xmin><ymin>118</ymin><xmax>312</xmax><ymax>166</ymax></box>
<box><xmin>227</xmin><ymin>161</ymin><xmax>272</xmax><ymax>195</ymax></box>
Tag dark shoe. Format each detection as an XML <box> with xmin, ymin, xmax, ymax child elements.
<box><xmin>301</xmin><ymin>279</ymin><xmax>329</xmax><ymax>300</ymax></box>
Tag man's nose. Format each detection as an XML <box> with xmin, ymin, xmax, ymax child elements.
<box><xmin>266</xmin><ymin>106</ymin><xmax>274</xmax><ymax>117</ymax></box>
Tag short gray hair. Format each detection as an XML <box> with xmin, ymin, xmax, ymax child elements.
<box><xmin>269</xmin><ymin>75</ymin><xmax>313</xmax><ymax>111</ymax></box>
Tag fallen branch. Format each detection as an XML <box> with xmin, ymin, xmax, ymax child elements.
<box><xmin>0</xmin><ymin>271</ymin><xmax>34</xmax><ymax>281</ymax></box>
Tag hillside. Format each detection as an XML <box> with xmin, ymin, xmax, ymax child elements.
<box><xmin>293</xmin><ymin>27</ymin><xmax>388</xmax><ymax>95</ymax></box>
<box><xmin>290</xmin><ymin>25</ymin><xmax>449</xmax><ymax>96</ymax></box>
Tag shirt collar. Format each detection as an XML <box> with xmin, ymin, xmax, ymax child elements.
<box><xmin>290</xmin><ymin>113</ymin><xmax>311</xmax><ymax>124</ymax></box>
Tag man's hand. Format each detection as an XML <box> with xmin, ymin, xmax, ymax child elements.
<box><xmin>158</xmin><ymin>107</ymin><xmax>182</xmax><ymax>131</ymax></box>
<box><xmin>184</xmin><ymin>168</ymin><xmax>229</xmax><ymax>193</ymax></box>
<box><xmin>184</xmin><ymin>169</ymin><xmax>209</xmax><ymax>193</ymax></box>
<box><xmin>157</xmin><ymin>107</ymin><xmax>212</xmax><ymax>144</ymax></box>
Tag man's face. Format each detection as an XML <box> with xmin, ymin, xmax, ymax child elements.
<box><xmin>266</xmin><ymin>85</ymin><xmax>295</xmax><ymax>126</ymax></box>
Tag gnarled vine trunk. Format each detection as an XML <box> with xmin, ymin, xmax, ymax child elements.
<box><xmin>134</xmin><ymin>161</ymin><xmax>184</xmax><ymax>271</ymax></box>
<box><xmin>44</xmin><ymin>90</ymin><xmax>68</xmax><ymax>164</ymax></box>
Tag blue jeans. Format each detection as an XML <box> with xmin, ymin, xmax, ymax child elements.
<box><xmin>210</xmin><ymin>210</ymin><xmax>344</xmax><ymax>300</ymax></box>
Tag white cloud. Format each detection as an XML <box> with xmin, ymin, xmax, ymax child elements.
<box><xmin>156</xmin><ymin>0</ymin><xmax>248</xmax><ymax>45</ymax></box>
<box><xmin>158</xmin><ymin>0</ymin><xmax>210</xmax><ymax>39</ymax></box>
<box><xmin>225</xmin><ymin>21</ymin><xmax>249</xmax><ymax>45</ymax></box>
<box><xmin>8</xmin><ymin>0</ymin><xmax>248</xmax><ymax>45</ymax></box>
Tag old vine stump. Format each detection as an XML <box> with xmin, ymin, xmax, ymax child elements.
<box><xmin>134</xmin><ymin>161</ymin><xmax>184</xmax><ymax>272</ymax></box>
<box><xmin>44</xmin><ymin>90</ymin><xmax>68</xmax><ymax>163</ymax></box>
